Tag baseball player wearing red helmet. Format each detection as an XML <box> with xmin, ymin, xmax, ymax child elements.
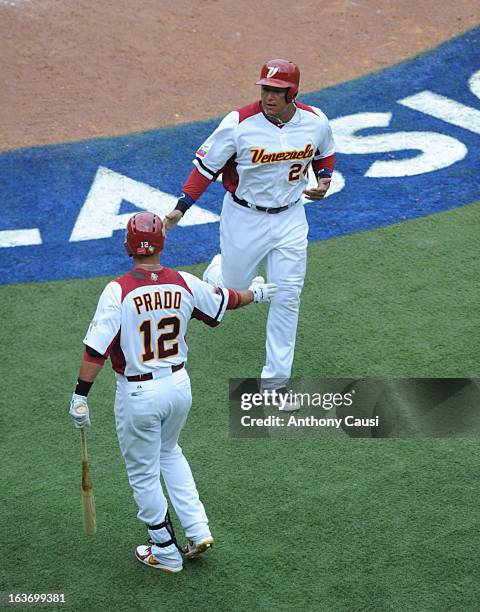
<box><xmin>164</xmin><ymin>60</ymin><xmax>335</xmax><ymax>409</ymax></box>
<box><xmin>69</xmin><ymin>212</ymin><xmax>277</xmax><ymax>573</ymax></box>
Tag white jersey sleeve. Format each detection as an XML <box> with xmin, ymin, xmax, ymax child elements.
<box><xmin>193</xmin><ymin>111</ymin><xmax>239</xmax><ymax>179</ymax></box>
<box><xmin>178</xmin><ymin>271</ymin><xmax>229</xmax><ymax>326</ymax></box>
<box><xmin>83</xmin><ymin>281</ymin><xmax>122</xmax><ymax>354</ymax></box>
<box><xmin>310</xmin><ymin>105</ymin><xmax>336</xmax><ymax>160</ymax></box>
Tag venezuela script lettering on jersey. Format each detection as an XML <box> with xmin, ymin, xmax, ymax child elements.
<box><xmin>250</xmin><ymin>143</ymin><xmax>314</xmax><ymax>164</ymax></box>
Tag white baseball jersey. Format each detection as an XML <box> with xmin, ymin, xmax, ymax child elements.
<box><xmin>193</xmin><ymin>101</ymin><xmax>335</xmax><ymax>208</ymax></box>
<box><xmin>84</xmin><ymin>267</ymin><xmax>229</xmax><ymax>376</ymax></box>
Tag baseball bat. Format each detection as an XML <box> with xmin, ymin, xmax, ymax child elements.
<box><xmin>80</xmin><ymin>428</ymin><xmax>97</xmax><ymax>535</ymax></box>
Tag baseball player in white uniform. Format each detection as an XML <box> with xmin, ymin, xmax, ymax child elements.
<box><xmin>69</xmin><ymin>212</ymin><xmax>277</xmax><ymax>573</ymax></box>
<box><xmin>164</xmin><ymin>59</ymin><xmax>335</xmax><ymax>408</ymax></box>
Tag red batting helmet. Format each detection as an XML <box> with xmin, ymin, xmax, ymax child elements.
<box><xmin>124</xmin><ymin>212</ymin><xmax>164</xmax><ymax>256</ymax></box>
<box><xmin>256</xmin><ymin>59</ymin><xmax>300</xmax><ymax>102</ymax></box>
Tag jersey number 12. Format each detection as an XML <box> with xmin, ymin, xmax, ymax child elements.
<box><xmin>139</xmin><ymin>316</ymin><xmax>180</xmax><ymax>361</ymax></box>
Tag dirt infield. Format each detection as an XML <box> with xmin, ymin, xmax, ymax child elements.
<box><xmin>1</xmin><ymin>0</ymin><xmax>478</xmax><ymax>150</ymax></box>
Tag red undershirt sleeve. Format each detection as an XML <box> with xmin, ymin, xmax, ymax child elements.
<box><xmin>83</xmin><ymin>350</ymin><xmax>106</xmax><ymax>365</ymax></box>
<box><xmin>226</xmin><ymin>288</ymin><xmax>241</xmax><ymax>309</ymax></box>
<box><xmin>312</xmin><ymin>153</ymin><xmax>336</xmax><ymax>175</ymax></box>
<box><xmin>83</xmin><ymin>344</ymin><xmax>107</xmax><ymax>365</ymax></box>
<box><xmin>182</xmin><ymin>167</ymin><xmax>213</xmax><ymax>201</ymax></box>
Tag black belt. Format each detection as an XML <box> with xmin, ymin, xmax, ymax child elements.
<box><xmin>232</xmin><ymin>194</ymin><xmax>298</xmax><ymax>214</ymax></box>
<box><xmin>126</xmin><ymin>363</ymin><xmax>184</xmax><ymax>382</ymax></box>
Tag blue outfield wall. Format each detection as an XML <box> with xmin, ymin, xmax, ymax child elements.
<box><xmin>0</xmin><ymin>28</ymin><xmax>479</xmax><ymax>285</ymax></box>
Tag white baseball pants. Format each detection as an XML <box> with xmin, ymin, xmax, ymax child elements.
<box><xmin>205</xmin><ymin>192</ymin><xmax>308</xmax><ymax>389</ymax></box>
<box><xmin>114</xmin><ymin>367</ymin><xmax>210</xmax><ymax>544</ymax></box>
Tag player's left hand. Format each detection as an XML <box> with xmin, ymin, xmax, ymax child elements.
<box><xmin>163</xmin><ymin>210</ymin><xmax>183</xmax><ymax>234</ymax></box>
<box><xmin>303</xmin><ymin>178</ymin><xmax>331</xmax><ymax>201</ymax></box>
<box><xmin>69</xmin><ymin>393</ymin><xmax>91</xmax><ymax>428</ymax></box>
<box><xmin>249</xmin><ymin>281</ymin><xmax>279</xmax><ymax>303</ymax></box>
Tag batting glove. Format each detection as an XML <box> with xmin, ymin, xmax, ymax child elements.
<box><xmin>248</xmin><ymin>280</ymin><xmax>278</xmax><ymax>303</ymax></box>
<box><xmin>69</xmin><ymin>393</ymin><xmax>91</xmax><ymax>428</ymax></box>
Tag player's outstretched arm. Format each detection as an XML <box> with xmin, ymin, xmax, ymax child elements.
<box><xmin>181</xmin><ymin>272</ymin><xmax>278</xmax><ymax>327</ymax></box>
<box><xmin>164</xmin><ymin>168</ymin><xmax>214</xmax><ymax>232</ymax></box>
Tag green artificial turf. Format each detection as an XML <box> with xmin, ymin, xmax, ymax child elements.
<box><xmin>1</xmin><ymin>203</ymin><xmax>479</xmax><ymax>611</ymax></box>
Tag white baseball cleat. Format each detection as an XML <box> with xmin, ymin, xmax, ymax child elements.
<box><xmin>270</xmin><ymin>388</ymin><xmax>301</xmax><ymax>412</ymax></box>
<box><xmin>184</xmin><ymin>536</ymin><xmax>214</xmax><ymax>559</ymax></box>
<box><xmin>135</xmin><ymin>544</ymin><xmax>183</xmax><ymax>573</ymax></box>
<box><xmin>202</xmin><ymin>254</ymin><xmax>222</xmax><ymax>285</ymax></box>
<box><xmin>277</xmin><ymin>397</ymin><xmax>302</xmax><ymax>412</ymax></box>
